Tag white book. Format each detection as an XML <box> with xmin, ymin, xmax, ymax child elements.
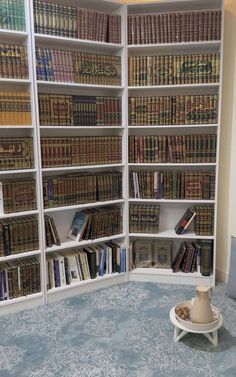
<box><xmin>67</xmin><ymin>253</ymin><xmax>81</xmax><ymax>283</ymax></box>
<box><xmin>56</xmin><ymin>255</ymin><xmax>66</xmax><ymax>287</ymax></box>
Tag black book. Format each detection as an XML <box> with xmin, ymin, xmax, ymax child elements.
<box><xmin>172</xmin><ymin>243</ymin><xmax>187</xmax><ymax>272</ymax></box>
<box><xmin>83</xmin><ymin>247</ymin><xmax>97</xmax><ymax>279</ymax></box>
<box><xmin>64</xmin><ymin>257</ymin><xmax>71</xmax><ymax>285</ymax></box>
<box><xmin>3</xmin><ymin>223</ymin><xmax>11</xmax><ymax>256</ymax></box>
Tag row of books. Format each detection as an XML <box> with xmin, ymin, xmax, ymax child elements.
<box><xmin>0</xmin><ymin>0</ymin><xmax>25</xmax><ymax>31</ymax></box>
<box><xmin>47</xmin><ymin>243</ymin><xmax>126</xmax><ymax>290</ymax></box>
<box><xmin>195</xmin><ymin>205</ymin><xmax>214</xmax><ymax>236</ymax></box>
<box><xmin>0</xmin><ymin>138</ymin><xmax>34</xmax><ymax>171</ymax></box>
<box><xmin>0</xmin><ymin>257</ymin><xmax>41</xmax><ymax>301</ymax></box>
<box><xmin>174</xmin><ymin>206</ymin><xmax>214</xmax><ymax>236</ymax></box>
<box><xmin>0</xmin><ymin>92</ymin><xmax>32</xmax><ymax>126</ymax></box>
<box><xmin>40</xmin><ymin>136</ymin><xmax>122</xmax><ymax>168</ymax></box>
<box><xmin>129</xmin><ymin>95</ymin><xmax>218</xmax><ymax>126</ymax></box>
<box><xmin>0</xmin><ymin>44</ymin><xmax>28</xmax><ymax>79</ymax></box>
<box><xmin>129</xmin><ymin>204</ymin><xmax>160</xmax><ymax>233</ymax></box>
<box><xmin>67</xmin><ymin>206</ymin><xmax>122</xmax><ymax>242</ymax></box>
<box><xmin>128</xmin><ymin>134</ymin><xmax>217</xmax><ymax>163</ymax></box>
<box><xmin>77</xmin><ymin>8</ymin><xmax>121</xmax><ymax>44</ymax></box>
<box><xmin>129</xmin><ymin>170</ymin><xmax>215</xmax><ymax>200</ymax></box>
<box><xmin>128</xmin><ymin>53</ymin><xmax>220</xmax><ymax>86</ymax></box>
<box><xmin>127</xmin><ymin>10</ymin><xmax>221</xmax><ymax>45</ymax></box>
<box><xmin>0</xmin><ymin>216</ymin><xmax>39</xmax><ymax>256</ymax></box>
<box><xmin>43</xmin><ymin>171</ymin><xmax>123</xmax><ymax>209</ymax></box>
<box><xmin>131</xmin><ymin>238</ymin><xmax>212</xmax><ymax>276</ymax></box>
<box><xmin>36</xmin><ymin>47</ymin><xmax>121</xmax><ymax>86</ymax></box>
<box><xmin>172</xmin><ymin>240</ymin><xmax>212</xmax><ymax>276</ymax></box>
<box><xmin>38</xmin><ymin>94</ymin><xmax>122</xmax><ymax>127</ymax></box>
<box><xmin>33</xmin><ymin>0</ymin><xmax>121</xmax><ymax>44</ymax></box>
<box><xmin>0</xmin><ymin>178</ymin><xmax>37</xmax><ymax>214</ymax></box>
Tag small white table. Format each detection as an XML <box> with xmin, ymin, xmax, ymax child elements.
<box><xmin>169</xmin><ymin>307</ymin><xmax>223</xmax><ymax>346</ymax></box>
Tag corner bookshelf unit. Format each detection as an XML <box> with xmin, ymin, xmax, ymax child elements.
<box><xmin>0</xmin><ymin>0</ymin><xmax>224</xmax><ymax>313</ymax></box>
<box><xmin>127</xmin><ymin>0</ymin><xmax>224</xmax><ymax>287</ymax></box>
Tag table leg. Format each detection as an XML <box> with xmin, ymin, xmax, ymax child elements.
<box><xmin>174</xmin><ymin>326</ymin><xmax>188</xmax><ymax>342</ymax></box>
<box><xmin>203</xmin><ymin>330</ymin><xmax>218</xmax><ymax>346</ymax></box>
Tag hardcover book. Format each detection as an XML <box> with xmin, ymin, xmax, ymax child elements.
<box><xmin>174</xmin><ymin>208</ymin><xmax>196</xmax><ymax>234</ymax></box>
<box><xmin>133</xmin><ymin>239</ymin><xmax>153</xmax><ymax>268</ymax></box>
<box><xmin>153</xmin><ymin>240</ymin><xmax>172</xmax><ymax>268</ymax></box>
<box><xmin>67</xmin><ymin>211</ymin><xmax>89</xmax><ymax>241</ymax></box>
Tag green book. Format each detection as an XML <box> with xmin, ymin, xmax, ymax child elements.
<box><xmin>200</xmin><ymin>240</ymin><xmax>213</xmax><ymax>276</ymax></box>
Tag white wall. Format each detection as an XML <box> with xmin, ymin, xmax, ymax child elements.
<box><xmin>217</xmin><ymin>7</ymin><xmax>236</xmax><ymax>281</ymax></box>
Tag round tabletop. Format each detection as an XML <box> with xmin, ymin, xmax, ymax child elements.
<box><xmin>169</xmin><ymin>307</ymin><xmax>223</xmax><ymax>334</ymax></box>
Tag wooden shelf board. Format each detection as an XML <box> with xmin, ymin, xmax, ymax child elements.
<box><xmin>44</xmin><ymin>199</ymin><xmax>125</xmax><ymax>213</ymax></box>
<box><xmin>45</xmin><ymin>233</ymin><xmax>126</xmax><ymax>253</ymax></box>
<box><xmin>129</xmin><ymin>231</ymin><xmax>214</xmax><ymax>239</ymax></box>
<box><xmin>0</xmin><ymin>210</ymin><xmax>39</xmax><ymax>219</ymax></box>
<box><xmin>0</xmin><ymin>250</ymin><xmax>41</xmax><ymax>262</ymax></box>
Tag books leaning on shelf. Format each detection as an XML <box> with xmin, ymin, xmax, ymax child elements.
<box><xmin>129</xmin><ymin>204</ymin><xmax>160</xmax><ymax>233</ymax></box>
<box><xmin>0</xmin><ymin>216</ymin><xmax>39</xmax><ymax>256</ymax></box>
<box><xmin>129</xmin><ymin>134</ymin><xmax>217</xmax><ymax>163</ymax></box>
<box><xmin>131</xmin><ymin>239</ymin><xmax>172</xmax><ymax>269</ymax></box>
<box><xmin>128</xmin><ymin>53</ymin><xmax>220</xmax><ymax>86</ymax></box>
<box><xmin>0</xmin><ymin>92</ymin><xmax>32</xmax><ymax>126</ymax></box>
<box><xmin>0</xmin><ymin>257</ymin><xmax>41</xmax><ymax>301</ymax></box>
<box><xmin>127</xmin><ymin>10</ymin><xmax>221</xmax><ymax>45</ymax></box>
<box><xmin>0</xmin><ymin>178</ymin><xmax>36</xmax><ymax>214</ymax></box>
<box><xmin>38</xmin><ymin>94</ymin><xmax>122</xmax><ymax>127</ymax></box>
<box><xmin>47</xmin><ymin>243</ymin><xmax>126</xmax><ymax>289</ymax></box>
<box><xmin>36</xmin><ymin>47</ymin><xmax>121</xmax><ymax>85</ymax></box>
<box><xmin>174</xmin><ymin>208</ymin><xmax>196</xmax><ymax>235</ymax></box>
<box><xmin>129</xmin><ymin>95</ymin><xmax>218</xmax><ymax>126</ymax></box>
<box><xmin>130</xmin><ymin>170</ymin><xmax>215</xmax><ymax>200</ymax></box>
<box><xmin>0</xmin><ymin>0</ymin><xmax>25</xmax><ymax>31</ymax></box>
<box><xmin>172</xmin><ymin>240</ymin><xmax>213</xmax><ymax>275</ymax></box>
<box><xmin>0</xmin><ymin>138</ymin><xmax>34</xmax><ymax>170</ymax></box>
<box><xmin>40</xmin><ymin>136</ymin><xmax>122</xmax><ymax>168</ymax></box>
<box><xmin>67</xmin><ymin>211</ymin><xmax>89</xmax><ymax>242</ymax></box>
<box><xmin>67</xmin><ymin>206</ymin><xmax>122</xmax><ymax>242</ymax></box>
<box><xmin>33</xmin><ymin>0</ymin><xmax>121</xmax><ymax>44</ymax></box>
<box><xmin>45</xmin><ymin>215</ymin><xmax>61</xmax><ymax>248</ymax></box>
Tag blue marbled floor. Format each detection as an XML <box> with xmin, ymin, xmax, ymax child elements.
<box><xmin>0</xmin><ymin>282</ymin><xmax>235</xmax><ymax>377</ymax></box>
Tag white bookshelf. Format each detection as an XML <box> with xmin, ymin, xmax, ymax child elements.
<box><xmin>0</xmin><ymin>0</ymin><xmax>224</xmax><ymax>312</ymax></box>
<box><xmin>0</xmin><ymin>0</ymin><xmax>44</xmax><ymax>310</ymax></box>
<box><xmin>127</xmin><ymin>0</ymin><xmax>224</xmax><ymax>286</ymax></box>
<box><xmin>29</xmin><ymin>0</ymin><xmax>128</xmax><ymax>306</ymax></box>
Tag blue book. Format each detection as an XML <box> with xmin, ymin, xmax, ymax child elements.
<box><xmin>120</xmin><ymin>246</ymin><xmax>126</xmax><ymax>273</ymax></box>
<box><xmin>67</xmin><ymin>211</ymin><xmax>88</xmax><ymax>241</ymax></box>
<box><xmin>99</xmin><ymin>248</ymin><xmax>106</xmax><ymax>277</ymax></box>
